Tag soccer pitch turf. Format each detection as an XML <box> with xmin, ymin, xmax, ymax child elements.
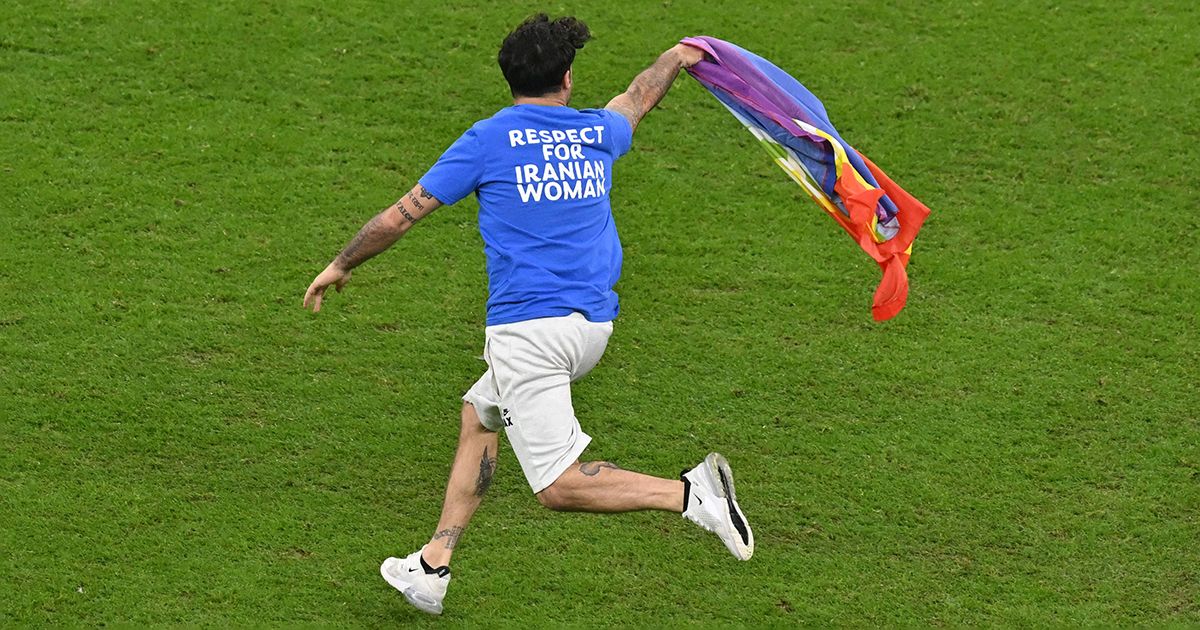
<box><xmin>2</xmin><ymin>0</ymin><xmax>1197</xmax><ymax>625</ymax></box>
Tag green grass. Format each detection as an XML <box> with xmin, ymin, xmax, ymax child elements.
<box><xmin>2</xmin><ymin>0</ymin><xmax>1198</xmax><ymax>625</ymax></box>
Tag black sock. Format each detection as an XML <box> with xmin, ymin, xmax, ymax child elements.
<box><xmin>419</xmin><ymin>554</ymin><xmax>450</xmax><ymax>577</ymax></box>
<box><xmin>681</xmin><ymin>474</ymin><xmax>693</xmax><ymax>512</ymax></box>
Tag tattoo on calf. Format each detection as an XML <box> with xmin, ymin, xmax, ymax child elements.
<box><xmin>432</xmin><ymin>525</ymin><xmax>465</xmax><ymax>549</ymax></box>
<box><xmin>579</xmin><ymin>461</ymin><xmax>620</xmax><ymax>477</ymax></box>
<box><xmin>474</xmin><ymin>446</ymin><xmax>497</xmax><ymax>497</ymax></box>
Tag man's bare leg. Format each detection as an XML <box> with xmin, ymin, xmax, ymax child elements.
<box><xmin>421</xmin><ymin>402</ymin><xmax>498</xmax><ymax>568</ymax></box>
<box><xmin>533</xmin><ymin>456</ymin><xmax>754</xmax><ymax>561</ymax></box>
<box><xmin>535</xmin><ymin>460</ymin><xmax>684</xmax><ymax>513</ymax></box>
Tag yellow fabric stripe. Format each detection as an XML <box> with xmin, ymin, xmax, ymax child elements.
<box><xmin>792</xmin><ymin>119</ymin><xmax>875</xmax><ymax>191</ymax></box>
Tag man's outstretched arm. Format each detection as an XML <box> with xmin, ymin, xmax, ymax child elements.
<box><xmin>302</xmin><ymin>183</ymin><xmax>443</xmax><ymax>312</ymax></box>
<box><xmin>605</xmin><ymin>43</ymin><xmax>705</xmax><ymax>133</ymax></box>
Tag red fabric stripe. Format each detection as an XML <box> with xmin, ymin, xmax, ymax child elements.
<box><xmin>840</xmin><ymin>152</ymin><xmax>931</xmax><ymax>321</ymax></box>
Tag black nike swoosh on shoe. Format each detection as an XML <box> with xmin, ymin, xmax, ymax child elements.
<box><xmin>718</xmin><ymin>467</ymin><xmax>750</xmax><ymax>546</ymax></box>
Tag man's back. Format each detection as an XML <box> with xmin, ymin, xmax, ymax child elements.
<box><xmin>420</xmin><ymin>105</ymin><xmax>634</xmax><ymax>325</ymax></box>
<box><xmin>301</xmin><ymin>19</ymin><xmax>749</xmax><ymax>618</ymax></box>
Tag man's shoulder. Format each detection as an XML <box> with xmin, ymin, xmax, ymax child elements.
<box><xmin>582</xmin><ymin>108</ymin><xmax>631</xmax><ymax>134</ymax></box>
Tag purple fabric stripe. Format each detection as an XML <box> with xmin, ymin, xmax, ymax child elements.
<box><xmin>682</xmin><ymin>36</ymin><xmax>900</xmax><ymax>227</ymax></box>
<box><xmin>683</xmin><ymin>37</ymin><xmax>826</xmax><ymax>143</ymax></box>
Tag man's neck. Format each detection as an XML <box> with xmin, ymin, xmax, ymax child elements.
<box><xmin>513</xmin><ymin>92</ymin><xmax>569</xmax><ymax>107</ymax></box>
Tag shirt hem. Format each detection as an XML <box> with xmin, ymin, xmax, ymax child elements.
<box><xmin>486</xmin><ymin>308</ymin><xmax>616</xmax><ymax>327</ymax></box>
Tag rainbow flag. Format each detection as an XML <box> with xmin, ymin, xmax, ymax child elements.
<box><xmin>682</xmin><ymin>36</ymin><xmax>930</xmax><ymax>321</ymax></box>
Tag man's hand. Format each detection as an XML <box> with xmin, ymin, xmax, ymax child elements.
<box><xmin>303</xmin><ymin>262</ymin><xmax>352</xmax><ymax>313</ymax></box>
<box><xmin>671</xmin><ymin>43</ymin><xmax>705</xmax><ymax>68</ymax></box>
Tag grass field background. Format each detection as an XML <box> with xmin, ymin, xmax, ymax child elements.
<box><xmin>2</xmin><ymin>0</ymin><xmax>1198</xmax><ymax>625</ymax></box>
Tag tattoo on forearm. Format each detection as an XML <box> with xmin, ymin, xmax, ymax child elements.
<box><xmin>579</xmin><ymin>461</ymin><xmax>620</xmax><ymax>477</ymax></box>
<box><xmin>432</xmin><ymin>525</ymin><xmax>465</xmax><ymax>550</ymax></box>
<box><xmin>396</xmin><ymin>200</ymin><xmax>417</xmax><ymax>224</ymax></box>
<box><xmin>625</xmin><ymin>52</ymin><xmax>683</xmax><ymax>124</ymax></box>
<box><xmin>418</xmin><ymin>185</ymin><xmax>434</xmax><ymax>200</ymax></box>
<box><xmin>474</xmin><ymin>446</ymin><xmax>497</xmax><ymax>497</ymax></box>
<box><xmin>406</xmin><ymin>191</ymin><xmax>425</xmax><ymax>213</ymax></box>
<box><xmin>336</xmin><ymin>214</ymin><xmax>387</xmax><ymax>268</ymax></box>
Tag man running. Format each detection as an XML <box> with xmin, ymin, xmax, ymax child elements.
<box><xmin>303</xmin><ymin>14</ymin><xmax>752</xmax><ymax>615</ymax></box>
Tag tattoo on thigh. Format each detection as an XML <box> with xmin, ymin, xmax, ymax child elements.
<box><xmin>474</xmin><ymin>446</ymin><xmax>497</xmax><ymax>497</ymax></box>
<box><xmin>579</xmin><ymin>461</ymin><xmax>620</xmax><ymax>477</ymax></box>
<box><xmin>432</xmin><ymin>526</ymin><xmax>465</xmax><ymax>549</ymax></box>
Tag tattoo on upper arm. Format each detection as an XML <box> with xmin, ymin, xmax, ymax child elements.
<box><xmin>432</xmin><ymin>525</ymin><xmax>465</xmax><ymax>549</ymax></box>
<box><xmin>579</xmin><ymin>461</ymin><xmax>620</xmax><ymax>476</ymax></box>
<box><xmin>474</xmin><ymin>446</ymin><xmax>497</xmax><ymax>497</ymax></box>
<box><xmin>614</xmin><ymin>100</ymin><xmax>642</xmax><ymax>128</ymax></box>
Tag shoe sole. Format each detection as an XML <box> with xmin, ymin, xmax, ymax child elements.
<box><xmin>380</xmin><ymin>559</ymin><xmax>443</xmax><ymax>615</ymax></box>
<box><xmin>706</xmin><ymin>453</ymin><xmax>754</xmax><ymax>560</ymax></box>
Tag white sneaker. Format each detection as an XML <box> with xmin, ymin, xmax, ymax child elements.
<box><xmin>380</xmin><ymin>547</ymin><xmax>450</xmax><ymax>615</ymax></box>
<box><xmin>682</xmin><ymin>452</ymin><xmax>754</xmax><ymax>560</ymax></box>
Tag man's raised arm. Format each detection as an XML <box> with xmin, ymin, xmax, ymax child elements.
<box><xmin>605</xmin><ymin>43</ymin><xmax>705</xmax><ymax>133</ymax></box>
<box><xmin>302</xmin><ymin>183</ymin><xmax>443</xmax><ymax>312</ymax></box>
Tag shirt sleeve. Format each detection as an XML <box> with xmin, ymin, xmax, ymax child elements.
<box><xmin>418</xmin><ymin>127</ymin><xmax>483</xmax><ymax>206</ymax></box>
<box><xmin>600</xmin><ymin>109</ymin><xmax>634</xmax><ymax>159</ymax></box>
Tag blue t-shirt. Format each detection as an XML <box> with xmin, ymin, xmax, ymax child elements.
<box><xmin>419</xmin><ymin>105</ymin><xmax>634</xmax><ymax>326</ymax></box>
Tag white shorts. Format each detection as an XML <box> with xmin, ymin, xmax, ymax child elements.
<box><xmin>462</xmin><ymin>312</ymin><xmax>613</xmax><ymax>493</ymax></box>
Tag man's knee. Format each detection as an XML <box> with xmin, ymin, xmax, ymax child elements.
<box><xmin>536</xmin><ymin>478</ymin><xmax>575</xmax><ymax>511</ymax></box>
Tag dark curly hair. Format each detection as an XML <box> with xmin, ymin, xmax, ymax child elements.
<box><xmin>498</xmin><ymin>14</ymin><xmax>592</xmax><ymax>98</ymax></box>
